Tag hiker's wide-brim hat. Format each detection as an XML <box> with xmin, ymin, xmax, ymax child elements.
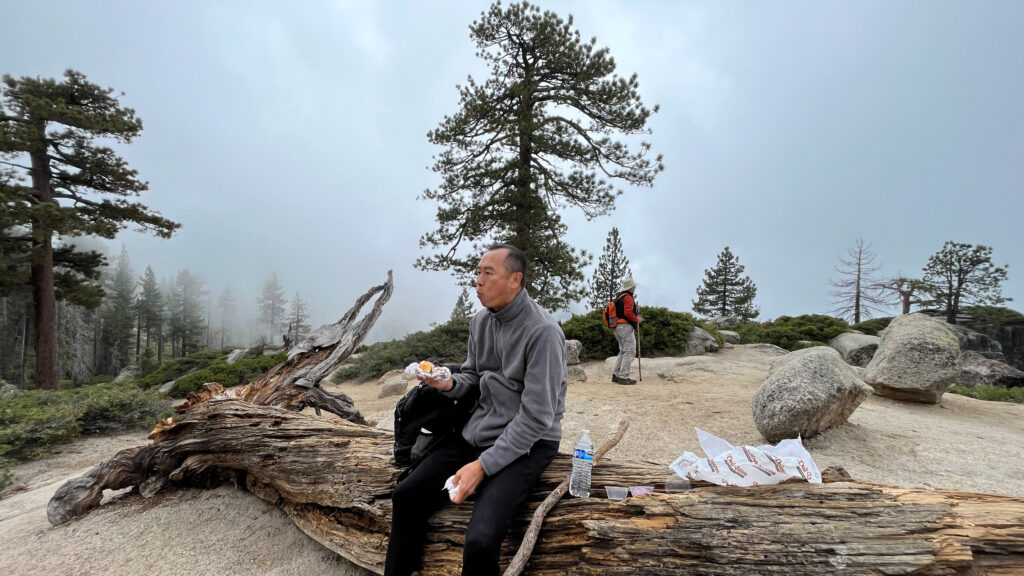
<box><xmin>619</xmin><ymin>277</ymin><xmax>636</xmax><ymax>292</ymax></box>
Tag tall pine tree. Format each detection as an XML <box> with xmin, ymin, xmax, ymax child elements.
<box><xmin>215</xmin><ymin>286</ymin><xmax>236</xmax><ymax>348</ymax></box>
<box><xmin>692</xmin><ymin>246</ymin><xmax>759</xmax><ymax>321</ymax></box>
<box><xmin>449</xmin><ymin>287</ymin><xmax>477</xmax><ymax>322</ymax></box>
<box><xmin>98</xmin><ymin>246</ymin><xmax>135</xmax><ymax>375</ymax></box>
<box><xmin>137</xmin><ymin>266</ymin><xmax>162</xmax><ymax>351</ymax></box>
<box><xmin>0</xmin><ymin>70</ymin><xmax>179</xmax><ymax>388</ymax></box>
<box><xmin>56</xmin><ymin>298</ymin><xmax>92</xmax><ymax>384</ymax></box>
<box><xmin>920</xmin><ymin>242</ymin><xmax>1010</xmax><ymax>324</ymax></box>
<box><xmin>285</xmin><ymin>291</ymin><xmax>311</xmax><ymax>345</ymax></box>
<box><xmin>588</xmin><ymin>227</ymin><xmax>632</xmax><ymax>309</ymax></box>
<box><xmin>168</xmin><ymin>269</ymin><xmax>205</xmax><ymax>357</ymax></box>
<box><xmin>416</xmin><ymin>2</ymin><xmax>662</xmax><ymax>311</ymax></box>
<box><xmin>258</xmin><ymin>273</ymin><xmax>287</xmax><ymax>346</ymax></box>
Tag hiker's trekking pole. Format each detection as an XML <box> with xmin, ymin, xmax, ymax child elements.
<box><xmin>635</xmin><ymin>303</ymin><xmax>643</xmax><ymax>382</ymax></box>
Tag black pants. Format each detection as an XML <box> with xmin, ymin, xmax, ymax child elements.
<box><xmin>384</xmin><ymin>434</ymin><xmax>559</xmax><ymax>576</ymax></box>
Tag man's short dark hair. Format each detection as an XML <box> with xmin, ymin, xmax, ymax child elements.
<box><xmin>488</xmin><ymin>243</ymin><xmax>527</xmax><ymax>288</ymax></box>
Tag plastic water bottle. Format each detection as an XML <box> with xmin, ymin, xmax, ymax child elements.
<box><xmin>569</xmin><ymin>429</ymin><xmax>594</xmax><ymax>498</ymax></box>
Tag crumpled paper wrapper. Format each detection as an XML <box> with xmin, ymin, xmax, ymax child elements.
<box><xmin>404</xmin><ymin>361</ymin><xmax>452</xmax><ymax>382</ymax></box>
<box><xmin>670</xmin><ymin>428</ymin><xmax>821</xmax><ymax>487</ymax></box>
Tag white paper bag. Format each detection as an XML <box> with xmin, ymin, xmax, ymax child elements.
<box><xmin>670</xmin><ymin>428</ymin><xmax>821</xmax><ymax>487</ymax></box>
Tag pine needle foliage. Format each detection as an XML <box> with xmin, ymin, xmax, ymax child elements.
<box><xmin>920</xmin><ymin>241</ymin><xmax>1010</xmax><ymax>324</ymax></box>
<box><xmin>416</xmin><ymin>1</ymin><xmax>663</xmax><ymax>311</ymax></box>
<box><xmin>588</xmin><ymin>227</ymin><xmax>631</xmax><ymax>309</ymax></box>
<box><xmin>258</xmin><ymin>273</ymin><xmax>287</xmax><ymax>346</ymax></box>
<box><xmin>692</xmin><ymin>246</ymin><xmax>759</xmax><ymax>321</ymax></box>
<box><xmin>0</xmin><ymin>70</ymin><xmax>179</xmax><ymax>389</ymax></box>
<box><xmin>450</xmin><ymin>287</ymin><xmax>477</xmax><ymax>322</ymax></box>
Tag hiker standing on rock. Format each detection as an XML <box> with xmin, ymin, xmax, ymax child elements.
<box><xmin>611</xmin><ymin>277</ymin><xmax>643</xmax><ymax>385</ymax></box>
<box><xmin>384</xmin><ymin>244</ymin><xmax>568</xmax><ymax>576</ymax></box>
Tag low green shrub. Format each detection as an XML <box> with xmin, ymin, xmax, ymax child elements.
<box><xmin>560</xmin><ymin>311</ymin><xmax>616</xmax><ymax>360</ymax></box>
<box><xmin>139</xmin><ymin>347</ymin><xmax>159</xmax><ymax>376</ymax></box>
<box><xmin>731</xmin><ymin>321</ymin><xmax>767</xmax><ymax>344</ymax></box>
<box><xmin>560</xmin><ymin>307</ymin><xmax>700</xmax><ymax>360</ymax></box>
<box><xmin>949</xmin><ymin>385</ymin><xmax>1024</xmax><ymax>403</ymax></box>
<box><xmin>167</xmin><ymin>352</ymin><xmax>287</xmax><ymax>397</ymax></box>
<box><xmin>964</xmin><ymin>306</ymin><xmax>1024</xmax><ymax>326</ymax></box>
<box><xmin>637</xmin><ymin>307</ymin><xmax>700</xmax><ymax>356</ymax></box>
<box><xmin>851</xmin><ymin>317</ymin><xmax>892</xmax><ymax>336</ymax></box>
<box><xmin>731</xmin><ymin>315</ymin><xmax>849</xmax><ymax>351</ymax></box>
<box><xmin>134</xmin><ymin>348</ymin><xmax>228</xmax><ymax>389</ymax></box>
<box><xmin>332</xmin><ymin>318</ymin><xmax>472</xmax><ymax>383</ymax></box>
<box><xmin>0</xmin><ymin>458</ymin><xmax>13</xmax><ymax>493</ymax></box>
<box><xmin>0</xmin><ymin>383</ymin><xmax>170</xmax><ymax>464</ymax></box>
<box><xmin>86</xmin><ymin>374</ymin><xmax>114</xmax><ymax>386</ymax></box>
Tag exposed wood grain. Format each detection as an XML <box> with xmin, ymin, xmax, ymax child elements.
<box><xmin>48</xmin><ymin>401</ymin><xmax>1024</xmax><ymax>575</ymax></box>
<box><xmin>505</xmin><ymin>419</ymin><xmax>631</xmax><ymax>576</ymax></box>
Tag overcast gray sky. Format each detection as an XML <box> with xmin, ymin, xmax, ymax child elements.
<box><xmin>3</xmin><ymin>1</ymin><xmax>1022</xmax><ymax>343</ymax></box>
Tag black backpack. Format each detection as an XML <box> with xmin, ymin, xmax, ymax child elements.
<box><xmin>393</xmin><ymin>367</ymin><xmax>479</xmax><ymax>469</ymax></box>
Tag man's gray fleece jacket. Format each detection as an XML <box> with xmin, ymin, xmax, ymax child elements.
<box><xmin>446</xmin><ymin>289</ymin><xmax>567</xmax><ymax>476</ymax></box>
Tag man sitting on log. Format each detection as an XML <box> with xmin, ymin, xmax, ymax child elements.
<box><xmin>384</xmin><ymin>244</ymin><xmax>568</xmax><ymax>576</ymax></box>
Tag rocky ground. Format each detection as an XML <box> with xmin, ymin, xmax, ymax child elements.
<box><xmin>2</xmin><ymin>344</ymin><xmax>1022</xmax><ymax>575</ymax></box>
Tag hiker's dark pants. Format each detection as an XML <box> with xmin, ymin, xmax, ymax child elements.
<box><xmin>384</xmin><ymin>434</ymin><xmax>559</xmax><ymax>576</ymax></box>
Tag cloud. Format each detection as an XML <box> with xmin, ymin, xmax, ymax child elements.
<box><xmin>203</xmin><ymin>4</ymin><xmax>323</xmax><ymax>132</ymax></box>
<box><xmin>328</xmin><ymin>0</ymin><xmax>395</xmax><ymax>66</ymax></box>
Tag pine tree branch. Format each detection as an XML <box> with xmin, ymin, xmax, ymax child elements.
<box><xmin>0</xmin><ymin>159</ymin><xmax>33</xmax><ymax>171</ymax></box>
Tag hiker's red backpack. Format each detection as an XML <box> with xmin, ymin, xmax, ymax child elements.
<box><xmin>602</xmin><ymin>295</ymin><xmax>623</xmax><ymax>328</ymax></box>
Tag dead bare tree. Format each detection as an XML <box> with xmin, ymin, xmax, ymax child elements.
<box><xmin>829</xmin><ymin>238</ymin><xmax>888</xmax><ymax>324</ymax></box>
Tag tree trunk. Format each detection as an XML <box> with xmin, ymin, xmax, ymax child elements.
<box><xmin>21</xmin><ymin>302</ymin><xmax>31</xmax><ymax>385</ymax></box>
<box><xmin>136</xmin><ymin>305</ymin><xmax>142</xmax><ymax>360</ymax></box>
<box><xmin>48</xmin><ymin>399</ymin><xmax>1024</xmax><ymax>575</ymax></box>
<box><xmin>47</xmin><ymin>272</ymin><xmax>1024</xmax><ymax>575</ymax></box>
<box><xmin>30</xmin><ymin>135</ymin><xmax>58</xmax><ymax>390</ymax></box>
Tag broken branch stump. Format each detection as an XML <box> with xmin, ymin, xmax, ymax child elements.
<box><xmin>48</xmin><ymin>401</ymin><xmax>1024</xmax><ymax>575</ymax></box>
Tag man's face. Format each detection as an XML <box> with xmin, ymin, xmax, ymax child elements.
<box><xmin>475</xmin><ymin>249</ymin><xmax>522</xmax><ymax>311</ymax></box>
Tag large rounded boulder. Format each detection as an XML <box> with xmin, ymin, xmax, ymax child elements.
<box><xmin>752</xmin><ymin>346</ymin><xmax>872</xmax><ymax>443</ymax></box>
<box><xmin>863</xmin><ymin>313</ymin><xmax>961</xmax><ymax>403</ymax></box>
<box><xmin>959</xmin><ymin>351</ymin><xmax>1024</xmax><ymax>388</ymax></box>
<box><xmin>684</xmin><ymin>326</ymin><xmax>719</xmax><ymax>355</ymax></box>
<box><xmin>828</xmin><ymin>332</ymin><xmax>881</xmax><ymax>367</ymax></box>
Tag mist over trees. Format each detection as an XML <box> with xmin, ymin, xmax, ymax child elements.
<box><xmin>216</xmin><ymin>286</ymin><xmax>236</xmax><ymax>349</ymax></box>
<box><xmin>285</xmin><ymin>292</ymin><xmax>311</xmax><ymax>345</ymax></box>
<box><xmin>0</xmin><ymin>70</ymin><xmax>180</xmax><ymax>389</ymax></box>
<box><xmin>258</xmin><ymin>273</ymin><xmax>287</xmax><ymax>347</ymax></box>
<box><xmin>416</xmin><ymin>1</ymin><xmax>663</xmax><ymax>311</ymax></box>
<box><xmin>0</xmin><ymin>239</ymin><xmax>318</xmax><ymax>386</ymax></box>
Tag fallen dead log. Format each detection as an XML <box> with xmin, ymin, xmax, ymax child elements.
<box><xmin>47</xmin><ymin>273</ymin><xmax>1024</xmax><ymax>574</ymax></box>
<box><xmin>176</xmin><ymin>270</ymin><xmax>394</xmax><ymax>420</ymax></box>
<box><xmin>49</xmin><ymin>400</ymin><xmax>1024</xmax><ymax>575</ymax></box>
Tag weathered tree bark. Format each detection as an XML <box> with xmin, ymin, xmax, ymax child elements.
<box><xmin>175</xmin><ymin>271</ymin><xmax>394</xmax><ymax>422</ymax></box>
<box><xmin>48</xmin><ymin>400</ymin><xmax>1024</xmax><ymax>575</ymax></box>
<box><xmin>47</xmin><ymin>273</ymin><xmax>1024</xmax><ymax>575</ymax></box>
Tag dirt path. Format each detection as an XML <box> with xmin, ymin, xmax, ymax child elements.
<box><xmin>2</xmin><ymin>344</ymin><xmax>1022</xmax><ymax>575</ymax></box>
